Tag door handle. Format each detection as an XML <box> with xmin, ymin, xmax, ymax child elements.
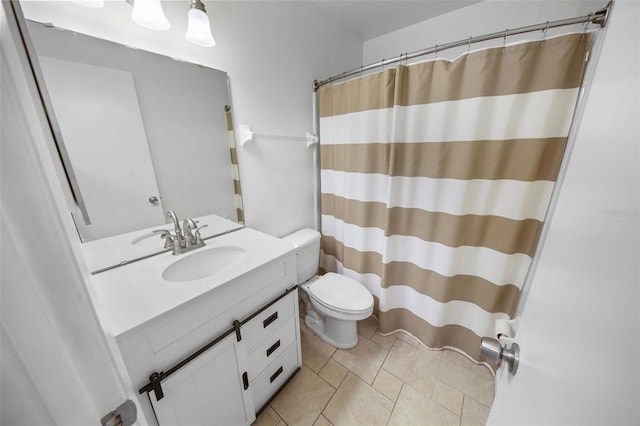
<box><xmin>481</xmin><ymin>337</ymin><xmax>520</xmax><ymax>375</ymax></box>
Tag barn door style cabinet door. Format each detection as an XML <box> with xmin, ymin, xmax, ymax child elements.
<box><xmin>149</xmin><ymin>333</ymin><xmax>254</xmax><ymax>425</ymax></box>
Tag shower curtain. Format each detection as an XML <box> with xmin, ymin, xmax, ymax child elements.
<box><xmin>318</xmin><ymin>33</ymin><xmax>591</xmax><ymax>362</ymax></box>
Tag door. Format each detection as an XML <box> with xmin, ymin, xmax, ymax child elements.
<box><xmin>37</xmin><ymin>56</ymin><xmax>165</xmax><ymax>241</ymax></box>
<box><xmin>488</xmin><ymin>2</ymin><xmax>639</xmax><ymax>424</ymax></box>
<box><xmin>1</xmin><ymin>2</ymin><xmax>138</xmax><ymax>424</ymax></box>
<box><xmin>150</xmin><ymin>333</ymin><xmax>255</xmax><ymax>426</ymax></box>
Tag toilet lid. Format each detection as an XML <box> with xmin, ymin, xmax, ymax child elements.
<box><xmin>307</xmin><ymin>273</ymin><xmax>373</xmax><ymax>313</ymax></box>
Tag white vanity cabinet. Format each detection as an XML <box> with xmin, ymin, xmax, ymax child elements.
<box><xmin>88</xmin><ymin>227</ymin><xmax>302</xmax><ymax>426</ymax></box>
<box><xmin>146</xmin><ymin>288</ymin><xmax>301</xmax><ymax>425</ymax></box>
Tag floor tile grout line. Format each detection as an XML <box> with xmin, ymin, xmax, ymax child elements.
<box><xmin>317</xmin><ymin>371</ymin><xmax>348</xmax><ymax>425</ymax></box>
<box><xmin>464</xmin><ymin>392</ymin><xmax>493</xmax><ymax>410</ymax></box>
<box><xmin>315</xmin><ymin>362</ymin><xmax>343</xmax><ymax>392</ymax></box>
<box><xmin>321</xmin><ymin>360</ymin><xmax>348</xmax><ymax>391</ymax></box>
<box><xmin>385</xmin><ymin>381</ymin><xmax>406</xmax><ymax>426</ymax></box>
<box><xmin>369</xmin><ymin>331</ymin><xmax>398</xmax><ymax>404</ymax></box>
<box><xmin>331</xmin><ymin>335</ymin><xmax>387</xmax><ymax>387</ymax></box>
<box><xmin>328</xmin><ymin>331</ymin><xmax>398</xmax><ymax>423</ymax></box>
<box><xmin>270</xmin><ymin>363</ymin><xmax>338</xmax><ymax>426</ymax></box>
<box><xmin>460</xmin><ymin>394</ymin><xmax>469</xmax><ymax>426</ymax></box>
<box><xmin>367</xmin><ymin>328</ymin><xmax>397</xmax><ymax>352</ymax></box>
<box><xmin>433</xmin><ymin>378</ymin><xmax>465</xmax><ymax>419</ymax></box>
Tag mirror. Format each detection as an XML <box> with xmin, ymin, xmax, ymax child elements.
<box><xmin>24</xmin><ymin>20</ymin><xmax>243</xmax><ymax>242</ymax></box>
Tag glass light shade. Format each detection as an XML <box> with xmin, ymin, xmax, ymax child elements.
<box><xmin>185</xmin><ymin>8</ymin><xmax>216</xmax><ymax>47</ymax></box>
<box><xmin>71</xmin><ymin>0</ymin><xmax>104</xmax><ymax>8</ymax></box>
<box><xmin>131</xmin><ymin>0</ymin><xmax>170</xmax><ymax>31</ymax></box>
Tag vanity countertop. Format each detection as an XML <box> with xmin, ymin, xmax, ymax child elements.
<box><xmin>87</xmin><ymin>226</ymin><xmax>295</xmax><ymax>339</ymax></box>
<box><xmin>81</xmin><ymin>214</ymin><xmax>243</xmax><ymax>273</ymax></box>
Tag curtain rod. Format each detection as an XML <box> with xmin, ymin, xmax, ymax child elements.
<box><xmin>314</xmin><ymin>2</ymin><xmax>610</xmax><ymax>90</ymax></box>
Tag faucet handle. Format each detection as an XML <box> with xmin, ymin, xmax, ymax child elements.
<box><xmin>161</xmin><ymin>231</ymin><xmax>176</xmax><ymax>249</ymax></box>
<box><xmin>192</xmin><ymin>224</ymin><xmax>208</xmax><ymax>243</ymax></box>
<box><xmin>131</xmin><ymin>229</ymin><xmax>170</xmax><ymax>245</ymax></box>
<box><xmin>192</xmin><ymin>223</ymin><xmax>208</xmax><ymax>233</ymax></box>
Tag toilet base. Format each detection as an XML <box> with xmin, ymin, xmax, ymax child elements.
<box><xmin>304</xmin><ymin>312</ymin><xmax>359</xmax><ymax>349</ymax></box>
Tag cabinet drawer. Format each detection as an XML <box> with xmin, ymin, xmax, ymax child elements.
<box><xmin>246</xmin><ymin>317</ymin><xmax>297</xmax><ymax>383</ymax></box>
<box><xmin>250</xmin><ymin>343</ymin><xmax>299</xmax><ymax>411</ymax></box>
<box><xmin>242</xmin><ymin>293</ymin><xmax>295</xmax><ymax>352</ymax></box>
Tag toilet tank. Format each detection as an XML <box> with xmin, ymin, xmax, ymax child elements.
<box><xmin>283</xmin><ymin>228</ymin><xmax>321</xmax><ymax>284</ymax></box>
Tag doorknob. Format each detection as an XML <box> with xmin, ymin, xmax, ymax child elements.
<box><xmin>481</xmin><ymin>337</ymin><xmax>520</xmax><ymax>375</ymax></box>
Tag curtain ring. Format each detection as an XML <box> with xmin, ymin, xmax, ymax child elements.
<box><xmin>404</xmin><ymin>52</ymin><xmax>408</xmax><ymax>65</ymax></box>
<box><xmin>541</xmin><ymin>21</ymin><xmax>549</xmax><ymax>47</ymax></box>
<box><xmin>434</xmin><ymin>44</ymin><xmax>438</xmax><ymax>59</ymax></box>
<box><xmin>503</xmin><ymin>29</ymin><xmax>508</xmax><ymax>49</ymax></box>
<box><xmin>467</xmin><ymin>36</ymin><xmax>472</xmax><ymax>54</ymax></box>
<box><xmin>584</xmin><ymin>13</ymin><xmax>593</xmax><ymax>33</ymax></box>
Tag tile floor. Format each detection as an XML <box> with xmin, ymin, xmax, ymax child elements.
<box><xmin>253</xmin><ymin>315</ymin><xmax>495</xmax><ymax>426</ymax></box>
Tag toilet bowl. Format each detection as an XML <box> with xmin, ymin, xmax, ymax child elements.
<box><xmin>301</xmin><ymin>272</ymin><xmax>374</xmax><ymax>348</ymax></box>
<box><xmin>284</xmin><ymin>229</ymin><xmax>374</xmax><ymax>349</ymax></box>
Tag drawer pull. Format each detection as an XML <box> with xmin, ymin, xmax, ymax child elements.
<box><xmin>263</xmin><ymin>311</ymin><xmax>278</xmax><ymax>328</ymax></box>
<box><xmin>266</xmin><ymin>340</ymin><xmax>281</xmax><ymax>357</ymax></box>
<box><xmin>242</xmin><ymin>371</ymin><xmax>249</xmax><ymax>390</ymax></box>
<box><xmin>270</xmin><ymin>366</ymin><xmax>284</xmax><ymax>383</ymax></box>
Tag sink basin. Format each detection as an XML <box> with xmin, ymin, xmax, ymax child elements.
<box><xmin>162</xmin><ymin>246</ymin><xmax>246</xmax><ymax>282</ymax></box>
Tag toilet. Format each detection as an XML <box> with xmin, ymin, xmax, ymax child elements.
<box><xmin>284</xmin><ymin>228</ymin><xmax>374</xmax><ymax>349</ymax></box>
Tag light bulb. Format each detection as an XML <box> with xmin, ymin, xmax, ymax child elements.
<box><xmin>131</xmin><ymin>0</ymin><xmax>170</xmax><ymax>31</ymax></box>
<box><xmin>185</xmin><ymin>1</ymin><xmax>216</xmax><ymax>47</ymax></box>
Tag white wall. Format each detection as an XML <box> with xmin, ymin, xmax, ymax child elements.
<box><xmin>20</xmin><ymin>0</ymin><xmax>363</xmax><ymax>237</ymax></box>
<box><xmin>363</xmin><ymin>0</ymin><xmax>606</xmax><ymax>64</ymax></box>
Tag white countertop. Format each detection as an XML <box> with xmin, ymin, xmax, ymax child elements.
<box><xmin>87</xmin><ymin>226</ymin><xmax>295</xmax><ymax>339</ymax></box>
<box><xmin>81</xmin><ymin>214</ymin><xmax>244</xmax><ymax>273</ymax></box>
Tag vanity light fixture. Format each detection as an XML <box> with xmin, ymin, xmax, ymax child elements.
<box><xmin>185</xmin><ymin>0</ymin><xmax>216</xmax><ymax>47</ymax></box>
<box><xmin>74</xmin><ymin>0</ymin><xmax>215</xmax><ymax>47</ymax></box>
<box><xmin>131</xmin><ymin>0</ymin><xmax>170</xmax><ymax>31</ymax></box>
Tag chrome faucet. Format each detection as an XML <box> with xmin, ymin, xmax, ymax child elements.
<box><xmin>183</xmin><ymin>218</ymin><xmax>207</xmax><ymax>250</ymax></box>
<box><xmin>164</xmin><ymin>210</ymin><xmax>207</xmax><ymax>255</ymax></box>
<box><xmin>183</xmin><ymin>218</ymin><xmax>197</xmax><ymax>246</ymax></box>
<box><xmin>166</xmin><ymin>210</ymin><xmax>184</xmax><ymax>243</ymax></box>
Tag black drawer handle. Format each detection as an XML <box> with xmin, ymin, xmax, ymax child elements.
<box><xmin>242</xmin><ymin>371</ymin><xmax>249</xmax><ymax>390</ymax></box>
<box><xmin>266</xmin><ymin>340</ymin><xmax>281</xmax><ymax>357</ymax></box>
<box><xmin>270</xmin><ymin>366</ymin><xmax>284</xmax><ymax>383</ymax></box>
<box><xmin>263</xmin><ymin>311</ymin><xmax>278</xmax><ymax>328</ymax></box>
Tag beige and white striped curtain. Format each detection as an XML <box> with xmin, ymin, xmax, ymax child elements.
<box><xmin>318</xmin><ymin>33</ymin><xmax>590</xmax><ymax>363</ymax></box>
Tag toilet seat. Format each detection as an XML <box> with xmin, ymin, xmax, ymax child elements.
<box><xmin>306</xmin><ymin>273</ymin><xmax>373</xmax><ymax>315</ymax></box>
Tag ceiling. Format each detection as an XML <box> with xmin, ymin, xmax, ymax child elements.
<box><xmin>310</xmin><ymin>1</ymin><xmax>482</xmax><ymax>41</ymax></box>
